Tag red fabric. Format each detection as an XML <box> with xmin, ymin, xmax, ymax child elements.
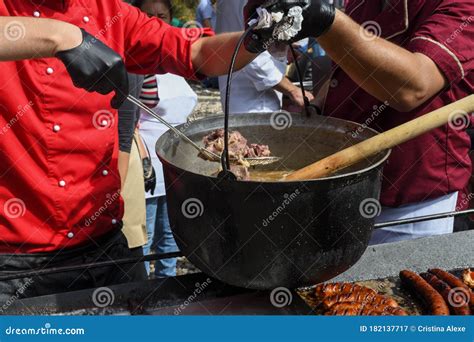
<box><xmin>324</xmin><ymin>0</ymin><xmax>474</xmax><ymax>207</ymax></box>
<box><xmin>0</xmin><ymin>0</ymin><xmax>211</xmax><ymax>253</ymax></box>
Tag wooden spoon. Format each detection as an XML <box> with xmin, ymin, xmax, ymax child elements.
<box><xmin>286</xmin><ymin>95</ymin><xmax>474</xmax><ymax>181</ymax></box>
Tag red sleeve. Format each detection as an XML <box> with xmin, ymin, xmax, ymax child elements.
<box><xmin>118</xmin><ymin>1</ymin><xmax>214</xmax><ymax>79</ymax></box>
<box><xmin>406</xmin><ymin>0</ymin><xmax>474</xmax><ymax>84</ymax></box>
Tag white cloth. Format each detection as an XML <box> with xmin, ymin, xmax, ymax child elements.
<box><xmin>370</xmin><ymin>192</ymin><xmax>458</xmax><ymax>245</ymax></box>
<box><xmin>139</xmin><ymin>74</ymin><xmax>198</xmax><ymax>198</ymax></box>
<box><xmin>216</xmin><ymin>0</ymin><xmax>286</xmax><ymax>114</ymax></box>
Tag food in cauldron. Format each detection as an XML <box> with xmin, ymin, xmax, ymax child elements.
<box><xmin>200</xmin><ymin>129</ymin><xmax>272</xmax><ymax>180</ymax></box>
<box><xmin>201</xmin><ymin>129</ymin><xmax>271</xmax><ymax>161</ymax></box>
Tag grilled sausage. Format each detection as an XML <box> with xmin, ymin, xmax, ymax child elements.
<box><xmin>360</xmin><ymin>305</ymin><xmax>408</xmax><ymax>316</ymax></box>
<box><xmin>321</xmin><ymin>291</ymin><xmax>377</xmax><ymax>310</ymax></box>
<box><xmin>327</xmin><ymin>302</ymin><xmax>365</xmax><ymax>312</ymax></box>
<box><xmin>324</xmin><ymin>308</ymin><xmax>360</xmax><ymax>316</ymax></box>
<box><xmin>463</xmin><ymin>269</ymin><xmax>474</xmax><ymax>289</ymax></box>
<box><xmin>367</xmin><ymin>295</ymin><xmax>399</xmax><ymax>308</ymax></box>
<box><xmin>429</xmin><ymin>268</ymin><xmax>474</xmax><ymax>311</ymax></box>
<box><xmin>314</xmin><ymin>283</ymin><xmax>375</xmax><ymax>299</ymax></box>
<box><xmin>421</xmin><ymin>273</ymin><xmax>470</xmax><ymax>315</ymax></box>
<box><xmin>400</xmin><ymin>270</ymin><xmax>450</xmax><ymax>315</ymax></box>
<box><xmin>321</xmin><ymin>291</ymin><xmax>398</xmax><ymax>310</ymax></box>
<box><xmin>324</xmin><ymin>302</ymin><xmax>362</xmax><ymax>316</ymax></box>
<box><xmin>325</xmin><ymin>303</ymin><xmax>407</xmax><ymax>316</ymax></box>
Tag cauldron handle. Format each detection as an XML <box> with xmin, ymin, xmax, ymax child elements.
<box><xmin>374</xmin><ymin>209</ymin><xmax>474</xmax><ymax>229</ymax></box>
<box><xmin>220</xmin><ymin>24</ymin><xmax>257</xmax><ymax>179</ymax></box>
<box><xmin>288</xmin><ymin>44</ymin><xmax>318</xmax><ymax>117</ymax></box>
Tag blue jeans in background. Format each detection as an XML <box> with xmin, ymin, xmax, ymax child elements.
<box><xmin>144</xmin><ymin>196</ymin><xmax>179</xmax><ymax>277</ymax></box>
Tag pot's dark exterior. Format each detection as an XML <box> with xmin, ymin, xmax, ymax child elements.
<box><xmin>157</xmin><ymin>113</ymin><xmax>390</xmax><ymax>289</ymax></box>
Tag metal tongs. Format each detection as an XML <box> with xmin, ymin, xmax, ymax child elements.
<box><xmin>126</xmin><ymin>95</ymin><xmax>281</xmax><ymax>167</ymax></box>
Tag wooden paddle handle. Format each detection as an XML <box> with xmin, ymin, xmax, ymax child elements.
<box><xmin>286</xmin><ymin>95</ymin><xmax>474</xmax><ymax>181</ymax></box>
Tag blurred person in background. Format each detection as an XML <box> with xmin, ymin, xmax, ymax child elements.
<box><xmin>197</xmin><ymin>0</ymin><xmax>219</xmax><ymax>88</ymax></box>
<box><xmin>216</xmin><ymin>0</ymin><xmax>313</xmax><ymax>114</ymax></box>
<box><xmin>133</xmin><ymin>0</ymin><xmax>198</xmax><ymax>277</ymax></box>
<box><xmin>196</xmin><ymin>0</ymin><xmax>216</xmax><ymax>30</ymax></box>
<box><xmin>117</xmin><ymin>70</ymin><xmax>148</xmax><ymax>254</ymax></box>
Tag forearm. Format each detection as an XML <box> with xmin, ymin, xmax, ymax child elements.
<box><xmin>191</xmin><ymin>32</ymin><xmax>258</xmax><ymax>77</ymax></box>
<box><xmin>273</xmin><ymin>76</ymin><xmax>298</xmax><ymax>97</ymax></box>
<box><xmin>317</xmin><ymin>10</ymin><xmax>446</xmax><ymax>111</ymax></box>
<box><xmin>0</xmin><ymin>17</ymin><xmax>82</xmax><ymax>60</ymax></box>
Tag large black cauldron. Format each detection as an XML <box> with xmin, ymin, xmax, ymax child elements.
<box><xmin>156</xmin><ymin>112</ymin><xmax>390</xmax><ymax>289</ymax></box>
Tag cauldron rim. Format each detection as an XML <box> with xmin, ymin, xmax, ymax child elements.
<box><xmin>155</xmin><ymin>113</ymin><xmax>391</xmax><ymax>184</ymax></box>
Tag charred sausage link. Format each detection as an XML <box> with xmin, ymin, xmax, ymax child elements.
<box><xmin>314</xmin><ymin>283</ymin><xmax>374</xmax><ymax>299</ymax></box>
<box><xmin>463</xmin><ymin>269</ymin><xmax>474</xmax><ymax>289</ymax></box>
<box><xmin>321</xmin><ymin>291</ymin><xmax>399</xmax><ymax>310</ymax></box>
<box><xmin>367</xmin><ymin>295</ymin><xmax>399</xmax><ymax>308</ymax></box>
<box><xmin>421</xmin><ymin>273</ymin><xmax>470</xmax><ymax>315</ymax></box>
<box><xmin>324</xmin><ymin>302</ymin><xmax>362</xmax><ymax>316</ymax></box>
<box><xmin>321</xmin><ymin>291</ymin><xmax>377</xmax><ymax>310</ymax></box>
<box><xmin>359</xmin><ymin>305</ymin><xmax>408</xmax><ymax>316</ymax></box>
<box><xmin>325</xmin><ymin>303</ymin><xmax>407</xmax><ymax>316</ymax></box>
<box><xmin>429</xmin><ymin>268</ymin><xmax>474</xmax><ymax>311</ymax></box>
<box><xmin>400</xmin><ymin>270</ymin><xmax>450</xmax><ymax>315</ymax></box>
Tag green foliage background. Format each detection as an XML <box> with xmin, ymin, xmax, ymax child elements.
<box><xmin>171</xmin><ymin>0</ymin><xmax>199</xmax><ymax>20</ymax></box>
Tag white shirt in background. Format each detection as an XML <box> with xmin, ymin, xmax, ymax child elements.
<box><xmin>196</xmin><ymin>0</ymin><xmax>216</xmax><ymax>30</ymax></box>
<box><xmin>139</xmin><ymin>73</ymin><xmax>198</xmax><ymax>198</ymax></box>
<box><xmin>216</xmin><ymin>0</ymin><xmax>286</xmax><ymax>114</ymax></box>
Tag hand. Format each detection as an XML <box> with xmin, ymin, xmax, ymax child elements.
<box><xmin>243</xmin><ymin>0</ymin><xmax>336</xmax><ymax>53</ymax></box>
<box><xmin>288</xmin><ymin>88</ymin><xmax>315</xmax><ymax>108</ymax></box>
<box><xmin>142</xmin><ymin>157</ymin><xmax>156</xmax><ymax>196</ymax></box>
<box><xmin>56</xmin><ymin>29</ymin><xmax>129</xmax><ymax>108</ymax></box>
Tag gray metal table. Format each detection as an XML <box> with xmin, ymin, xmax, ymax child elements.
<box><xmin>334</xmin><ymin>231</ymin><xmax>474</xmax><ymax>282</ymax></box>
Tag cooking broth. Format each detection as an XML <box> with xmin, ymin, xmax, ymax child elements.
<box><xmin>248</xmin><ymin>170</ymin><xmax>291</xmax><ymax>182</ymax></box>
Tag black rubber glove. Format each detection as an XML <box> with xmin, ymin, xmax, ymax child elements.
<box><xmin>143</xmin><ymin>157</ymin><xmax>156</xmax><ymax>196</ymax></box>
<box><xmin>244</xmin><ymin>0</ymin><xmax>336</xmax><ymax>53</ymax></box>
<box><xmin>56</xmin><ymin>29</ymin><xmax>129</xmax><ymax>109</ymax></box>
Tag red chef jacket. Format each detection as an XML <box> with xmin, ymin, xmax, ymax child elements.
<box><xmin>323</xmin><ymin>0</ymin><xmax>474</xmax><ymax>207</ymax></box>
<box><xmin>0</xmin><ymin>0</ymin><xmax>210</xmax><ymax>253</ymax></box>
